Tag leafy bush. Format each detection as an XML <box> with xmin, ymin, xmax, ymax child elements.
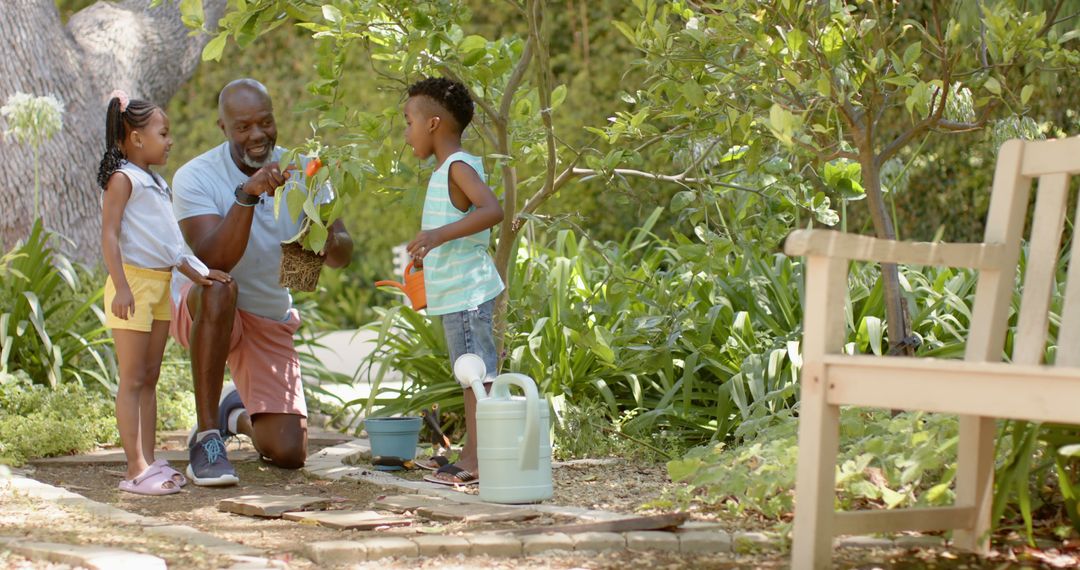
<box><xmin>155</xmin><ymin>346</ymin><xmax>197</xmax><ymax>432</ymax></box>
<box><xmin>355</xmin><ymin>210</ymin><xmax>807</xmax><ymax>451</ymax></box>
<box><xmin>0</xmin><ymin>372</ymin><xmax>118</xmax><ymax>466</ymax></box>
<box><xmin>0</xmin><ymin>221</ymin><xmax>116</xmax><ymax>390</ymax></box>
<box><xmin>660</xmin><ymin>410</ymin><xmax>958</xmax><ymax>519</ymax></box>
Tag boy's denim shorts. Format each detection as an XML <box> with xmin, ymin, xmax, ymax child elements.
<box><xmin>442</xmin><ymin>298</ymin><xmax>498</xmax><ymax>382</ymax></box>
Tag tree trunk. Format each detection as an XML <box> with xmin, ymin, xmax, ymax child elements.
<box><xmin>0</xmin><ymin>0</ymin><xmax>224</xmax><ymax>262</ymax></box>
<box><xmin>860</xmin><ymin>150</ymin><xmax>914</xmax><ymax>355</ymax></box>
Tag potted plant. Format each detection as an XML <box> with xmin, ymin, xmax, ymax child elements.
<box><xmin>274</xmin><ymin>141</ymin><xmax>370</xmax><ymax>291</ymax></box>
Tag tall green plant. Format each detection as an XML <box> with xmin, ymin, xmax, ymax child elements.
<box><xmin>353</xmin><ymin>214</ymin><xmax>809</xmax><ymax>449</ymax></box>
<box><xmin>0</xmin><ymin>221</ymin><xmax>115</xmax><ymax>390</ymax></box>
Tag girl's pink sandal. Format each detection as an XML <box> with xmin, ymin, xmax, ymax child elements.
<box><xmin>118</xmin><ymin>465</ymin><xmax>181</xmax><ymax>496</ymax></box>
<box><xmin>151</xmin><ymin>459</ymin><xmax>188</xmax><ymax>487</ymax></box>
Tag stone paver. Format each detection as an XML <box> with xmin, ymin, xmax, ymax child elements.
<box><xmin>281</xmin><ymin>510</ymin><xmax>411</xmax><ymax>530</ymax></box>
<box><xmin>3</xmin><ymin>476</ymin><xmax>266</xmax><ymax>558</ymax></box>
<box><xmin>894</xmin><ymin>535</ymin><xmax>947</xmax><ymax>548</ymax></box>
<box><xmin>218</xmin><ymin>494</ymin><xmax>330</xmax><ymax>518</ymax></box>
<box><xmin>412</xmin><ymin>535</ymin><xmax>472</xmax><ymax>556</ymax></box>
<box><xmin>225</xmin><ymin>554</ymin><xmax>290</xmax><ymax>569</ymax></box>
<box><xmin>626</xmin><ymin>530</ymin><xmax>680</xmax><ymax>552</ymax></box>
<box><xmin>418</xmin><ymin>502</ymin><xmax>541</xmax><ymax>523</ymax></box>
<box><xmin>465</xmin><ymin>533</ymin><xmax>524</xmax><ymax>557</ymax></box>
<box><xmin>520</xmin><ymin>532</ymin><xmax>574</xmax><ymax>555</ymax></box>
<box><xmin>374</xmin><ymin>494</ymin><xmax>442</xmax><ymax>512</ymax></box>
<box><xmin>359</xmin><ymin>536</ymin><xmax>420</xmax><ymax>560</ymax></box>
<box><xmin>678</xmin><ymin>530</ymin><xmax>732</xmax><ymax>554</ymax></box>
<box><xmin>732</xmin><ymin>531</ymin><xmax>778</xmax><ymax>554</ymax></box>
<box><xmin>303</xmin><ymin>540</ymin><xmax>368</xmax><ymax>565</ymax></box>
<box><xmin>837</xmin><ymin>535</ymin><xmax>895</xmax><ymax>549</ymax></box>
<box><xmin>12</xmin><ymin>433</ymin><xmax>963</xmax><ymax>567</ymax></box>
<box><xmin>570</xmin><ymin>531</ymin><xmax>625</xmax><ymax>552</ymax></box>
<box><xmin>0</xmin><ymin>537</ymin><xmax>166</xmax><ymax>570</ymax></box>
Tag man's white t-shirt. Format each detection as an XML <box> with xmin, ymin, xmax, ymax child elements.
<box><xmin>171</xmin><ymin>142</ymin><xmax>316</xmax><ymax>320</ymax></box>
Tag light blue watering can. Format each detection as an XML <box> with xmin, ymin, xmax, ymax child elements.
<box><xmin>455</xmin><ymin>354</ymin><xmax>552</xmax><ymax>504</ymax></box>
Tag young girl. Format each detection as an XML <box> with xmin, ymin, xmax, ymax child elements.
<box><xmin>98</xmin><ymin>90</ymin><xmax>230</xmax><ymax>495</ymax></box>
<box><xmin>403</xmin><ymin>77</ymin><xmax>505</xmax><ymax>486</ymax></box>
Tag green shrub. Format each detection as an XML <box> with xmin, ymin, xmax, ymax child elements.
<box><xmin>659</xmin><ymin>409</ymin><xmax>958</xmax><ymax>519</ymax></box>
<box><xmin>155</xmin><ymin>346</ymin><xmax>197</xmax><ymax>432</ymax></box>
<box><xmin>0</xmin><ymin>221</ymin><xmax>116</xmax><ymax>390</ymax></box>
<box><xmin>0</xmin><ymin>373</ymin><xmax>118</xmax><ymax>466</ymax></box>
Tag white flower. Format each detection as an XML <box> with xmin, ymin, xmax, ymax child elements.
<box><xmin>1</xmin><ymin>92</ymin><xmax>64</xmax><ymax>149</ymax></box>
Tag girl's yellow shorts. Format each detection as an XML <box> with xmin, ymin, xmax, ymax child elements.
<box><xmin>104</xmin><ymin>264</ymin><xmax>172</xmax><ymax>332</ymax></box>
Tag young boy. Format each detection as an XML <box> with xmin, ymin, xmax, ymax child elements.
<box><xmin>403</xmin><ymin>76</ymin><xmax>504</xmax><ymax>486</ymax></box>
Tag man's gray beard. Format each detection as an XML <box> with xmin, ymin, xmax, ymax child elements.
<box><xmin>241</xmin><ymin>149</ymin><xmax>273</xmax><ymax>169</ymax></box>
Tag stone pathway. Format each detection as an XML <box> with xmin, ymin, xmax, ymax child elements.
<box><xmin>6</xmin><ymin>434</ymin><xmax>950</xmax><ymax>568</ymax></box>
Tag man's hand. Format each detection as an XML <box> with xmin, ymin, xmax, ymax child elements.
<box><xmin>407</xmin><ymin>229</ymin><xmax>444</xmax><ymax>260</ymax></box>
<box><xmin>112</xmin><ymin>286</ymin><xmax>135</xmax><ymax>320</ymax></box>
<box><xmin>241</xmin><ymin>162</ymin><xmax>292</xmax><ymax>197</ymax></box>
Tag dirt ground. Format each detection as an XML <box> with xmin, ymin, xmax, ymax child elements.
<box><xmin>21</xmin><ymin>441</ymin><xmax>679</xmax><ymax>561</ymax></box>
<box><xmin>9</xmin><ymin>438</ymin><xmax>1080</xmax><ymax>569</ymax></box>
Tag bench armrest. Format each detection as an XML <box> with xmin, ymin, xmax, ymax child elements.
<box><xmin>782</xmin><ymin>229</ymin><xmax>1008</xmax><ymax>269</ymax></box>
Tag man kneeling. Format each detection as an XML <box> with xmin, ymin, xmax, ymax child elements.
<box><xmin>170</xmin><ymin>79</ymin><xmax>353</xmax><ymax>485</ymax></box>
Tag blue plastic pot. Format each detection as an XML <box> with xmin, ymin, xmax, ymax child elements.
<box><xmin>364</xmin><ymin>417</ymin><xmax>423</xmax><ymax>471</ymax></box>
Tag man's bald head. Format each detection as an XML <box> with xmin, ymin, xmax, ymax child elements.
<box><xmin>218</xmin><ymin>78</ymin><xmax>272</xmax><ymax>119</ymax></box>
<box><xmin>217</xmin><ymin>79</ymin><xmax>277</xmax><ymax>172</ymax></box>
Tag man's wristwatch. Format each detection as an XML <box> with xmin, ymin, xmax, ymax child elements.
<box><xmin>234</xmin><ymin>183</ymin><xmax>260</xmax><ymax>206</ymax></box>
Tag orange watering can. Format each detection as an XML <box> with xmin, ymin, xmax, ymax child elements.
<box><xmin>375</xmin><ymin>261</ymin><xmax>426</xmax><ymax>310</ymax></box>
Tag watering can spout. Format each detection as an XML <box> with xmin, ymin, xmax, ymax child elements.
<box><xmin>373</xmin><ymin>279</ymin><xmax>405</xmax><ymax>291</ymax></box>
<box><xmin>374</xmin><ymin>261</ymin><xmax>426</xmax><ymax>310</ymax></box>
<box><xmin>454</xmin><ymin>354</ymin><xmax>489</xmax><ymax>398</ymax></box>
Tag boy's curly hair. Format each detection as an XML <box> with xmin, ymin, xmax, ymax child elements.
<box><xmin>407</xmin><ymin>77</ymin><xmax>474</xmax><ymax>132</ymax></box>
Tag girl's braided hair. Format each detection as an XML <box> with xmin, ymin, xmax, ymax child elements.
<box><xmin>96</xmin><ymin>95</ymin><xmax>158</xmax><ymax>190</ymax></box>
<box><xmin>407</xmin><ymin>77</ymin><xmax>474</xmax><ymax>132</ymax></box>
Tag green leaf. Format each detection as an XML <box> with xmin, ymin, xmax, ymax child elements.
<box><xmin>902</xmin><ymin>42</ymin><xmax>922</xmax><ymax>68</ymax></box>
<box><xmin>286</xmin><ymin>186</ymin><xmax>306</xmax><ymax>222</ymax></box>
<box><xmin>1021</xmin><ymin>84</ymin><xmax>1034</xmax><ymax>105</ymax></box>
<box><xmin>985</xmin><ymin>76</ymin><xmax>1002</xmax><ymax>95</ymax></box>
<box><xmin>178</xmin><ymin>0</ymin><xmax>205</xmax><ymax>29</ymax></box>
<box><xmin>550</xmin><ymin>85</ymin><xmax>568</xmax><ymax>110</ymax></box>
<box><xmin>459</xmin><ymin>35</ymin><xmax>488</xmax><ymax>52</ymax></box>
<box><xmin>782</xmin><ymin>68</ymin><xmax>802</xmax><ymax>87</ymax></box>
<box><xmin>612</xmin><ymin>20</ymin><xmax>636</xmax><ymax>43</ymax></box>
<box><xmin>667</xmin><ymin>457</ymin><xmax>705</xmax><ymax>482</ymax></box>
<box><xmin>671</xmin><ymin>191</ymin><xmax>696</xmax><ymax>213</ymax></box>
<box><xmin>322</xmin><ymin>5</ymin><xmax>343</xmax><ymax>23</ymax></box>
<box><xmin>201</xmin><ymin>33</ymin><xmax>228</xmax><ymax>62</ymax></box>
<box><xmin>462</xmin><ymin>49</ymin><xmax>486</xmax><ymax>67</ymax></box>
<box><xmin>306</xmin><ymin>223</ymin><xmax>328</xmax><ymax>254</ymax></box>
<box><xmin>682</xmin><ymin>80</ymin><xmax>706</xmax><ymax>106</ymax></box>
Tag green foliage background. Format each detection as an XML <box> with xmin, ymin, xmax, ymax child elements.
<box><xmin>32</xmin><ymin>0</ymin><xmax>1080</xmax><ymax>542</ymax></box>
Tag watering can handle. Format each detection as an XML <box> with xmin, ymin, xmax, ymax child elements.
<box><xmin>490</xmin><ymin>373</ymin><xmax>540</xmax><ymax>471</ymax></box>
<box><xmin>374</xmin><ymin>261</ymin><xmax>419</xmax><ymax>290</ymax></box>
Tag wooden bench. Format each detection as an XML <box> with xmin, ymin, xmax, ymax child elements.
<box><xmin>784</xmin><ymin>137</ymin><xmax>1080</xmax><ymax>568</ymax></box>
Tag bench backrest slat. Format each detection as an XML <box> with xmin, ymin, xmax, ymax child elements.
<box><xmin>1057</xmin><ymin>191</ymin><xmax>1080</xmax><ymax>367</ymax></box>
<box><xmin>966</xmin><ymin>140</ymin><xmax>1030</xmax><ymax>364</ymax></box>
<box><xmin>1013</xmin><ymin>173</ymin><xmax>1069</xmax><ymax>365</ymax></box>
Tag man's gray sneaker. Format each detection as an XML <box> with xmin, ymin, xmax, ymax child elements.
<box><xmin>186</xmin><ymin>431</ymin><xmax>239</xmax><ymax>487</ymax></box>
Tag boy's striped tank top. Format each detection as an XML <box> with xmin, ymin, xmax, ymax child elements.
<box><xmin>420</xmin><ymin>151</ymin><xmax>504</xmax><ymax>315</ymax></box>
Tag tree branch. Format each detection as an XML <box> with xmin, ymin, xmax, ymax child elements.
<box><xmin>499</xmin><ymin>34</ymin><xmax>536</xmax><ymax>122</ymax></box>
<box><xmin>529</xmin><ymin>0</ymin><xmax>556</xmax><ymax>216</ymax></box>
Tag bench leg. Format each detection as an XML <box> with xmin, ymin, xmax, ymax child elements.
<box><xmin>953</xmin><ymin>415</ymin><xmax>995</xmax><ymax>553</ymax></box>
<box><xmin>790</xmin><ymin>374</ymin><xmax>840</xmax><ymax>570</ymax></box>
